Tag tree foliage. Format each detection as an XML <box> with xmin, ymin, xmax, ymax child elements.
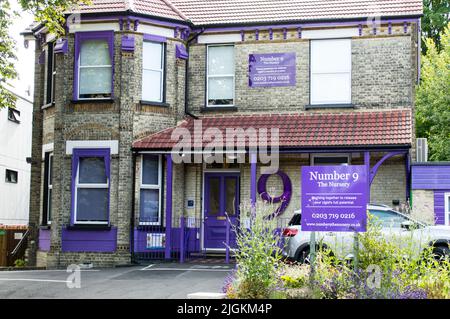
<box><xmin>0</xmin><ymin>0</ymin><xmax>90</xmax><ymax>109</ymax></box>
<box><xmin>416</xmin><ymin>24</ymin><xmax>450</xmax><ymax>161</ymax></box>
<box><xmin>422</xmin><ymin>0</ymin><xmax>450</xmax><ymax>54</ymax></box>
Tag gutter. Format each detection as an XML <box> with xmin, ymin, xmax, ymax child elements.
<box><xmin>184</xmin><ymin>27</ymin><xmax>205</xmax><ymax>119</ymax></box>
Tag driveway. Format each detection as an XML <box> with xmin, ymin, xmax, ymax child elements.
<box><xmin>0</xmin><ymin>263</ymin><xmax>233</xmax><ymax>299</ymax></box>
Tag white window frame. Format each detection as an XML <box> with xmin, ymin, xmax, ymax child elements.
<box><xmin>445</xmin><ymin>192</ymin><xmax>450</xmax><ymax>226</ymax></box>
<box><xmin>311</xmin><ymin>153</ymin><xmax>351</xmax><ymax>166</ymax></box>
<box><xmin>142</xmin><ymin>41</ymin><xmax>165</xmax><ymax>103</ymax></box>
<box><xmin>77</xmin><ymin>39</ymin><xmax>113</xmax><ymax>100</ymax></box>
<box><xmin>310</xmin><ymin>38</ymin><xmax>352</xmax><ymax>105</ymax></box>
<box><xmin>46</xmin><ymin>153</ymin><xmax>53</xmax><ymax>225</ymax></box>
<box><xmin>206</xmin><ymin>44</ymin><xmax>235</xmax><ymax>107</ymax></box>
<box><xmin>139</xmin><ymin>155</ymin><xmax>163</xmax><ymax>226</ymax></box>
<box><xmin>74</xmin><ymin>156</ymin><xmax>109</xmax><ymax>224</ymax></box>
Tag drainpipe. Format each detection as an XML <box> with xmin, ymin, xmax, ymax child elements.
<box><xmin>130</xmin><ymin>150</ymin><xmax>137</xmax><ymax>264</ymax></box>
<box><xmin>184</xmin><ymin>27</ymin><xmax>205</xmax><ymax>119</ymax></box>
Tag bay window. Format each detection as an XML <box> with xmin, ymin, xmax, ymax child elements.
<box><xmin>207</xmin><ymin>45</ymin><xmax>235</xmax><ymax>107</ymax></box>
<box><xmin>72</xmin><ymin>149</ymin><xmax>110</xmax><ymax>225</ymax></box>
<box><xmin>142</xmin><ymin>41</ymin><xmax>165</xmax><ymax>103</ymax></box>
<box><xmin>140</xmin><ymin>155</ymin><xmax>162</xmax><ymax>225</ymax></box>
<box><xmin>74</xmin><ymin>31</ymin><xmax>114</xmax><ymax>100</ymax></box>
<box><xmin>310</xmin><ymin>39</ymin><xmax>351</xmax><ymax>105</ymax></box>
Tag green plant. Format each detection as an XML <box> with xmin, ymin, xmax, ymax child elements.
<box><xmin>14</xmin><ymin>259</ymin><xmax>26</xmax><ymax>268</ymax></box>
<box><xmin>231</xmin><ymin>202</ymin><xmax>283</xmax><ymax>299</ymax></box>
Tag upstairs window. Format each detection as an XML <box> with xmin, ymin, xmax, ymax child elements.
<box><xmin>74</xmin><ymin>31</ymin><xmax>114</xmax><ymax>100</ymax></box>
<box><xmin>140</xmin><ymin>155</ymin><xmax>162</xmax><ymax>225</ymax></box>
<box><xmin>207</xmin><ymin>45</ymin><xmax>235</xmax><ymax>107</ymax></box>
<box><xmin>142</xmin><ymin>41</ymin><xmax>165</xmax><ymax>103</ymax></box>
<box><xmin>7</xmin><ymin>108</ymin><xmax>20</xmax><ymax>123</ymax></box>
<box><xmin>46</xmin><ymin>41</ymin><xmax>56</xmax><ymax>105</ymax></box>
<box><xmin>72</xmin><ymin>149</ymin><xmax>110</xmax><ymax>225</ymax></box>
<box><xmin>5</xmin><ymin>169</ymin><xmax>18</xmax><ymax>183</ymax></box>
<box><xmin>310</xmin><ymin>39</ymin><xmax>351</xmax><ymax>105</ymax></box>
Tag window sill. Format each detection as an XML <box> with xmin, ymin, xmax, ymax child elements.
<box><xmin>66</xmin><ymin>224</ymin><xmax>112</xmax><ymax>231</ymax></box>
<box><xmin>70</xmin><ymin>98</ymin><xmax>115</xmax><ymax>104</ymax></box>
<box><xmin>305</xmin><ymin>104</ymin><xmax>354</xmax><ymax>110</ymax></box>
<box><xmin>140</xmin><ymin>100</ymin><xmax>170</xmax><ymax>108</ymax></box>
<box><xmin>41</xmin><ymin>102</ymin><xmax>55</xmax><ymax>110</ymax></box>
<box><xmin>201</xmin><ymin>106</ymin><xmax>238</xmax><ymax>112</ymax></box>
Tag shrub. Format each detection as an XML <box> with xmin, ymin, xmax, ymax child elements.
<box><xmin>14</xmin><ymin>259</ymin><xmax>26</xmax><ymax>268</ymax></box>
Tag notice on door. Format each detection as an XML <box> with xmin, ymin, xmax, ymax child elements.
<box><xmin>249</xmin><ymin>53</ymin><xmax>296</xmax><ymax>87</ymax></box>
<box><xmin>301</xmin><ymin>165</ymin><xmax>368</xmax><ymax>232</ymax></box>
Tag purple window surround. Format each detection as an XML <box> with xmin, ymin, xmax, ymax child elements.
<box><xmin>176</xmin><ymin>43</ymin><xmax>188</xmax><ymax>60</ymax></box>
<box><xmin>61</xmin><ymin>226</ymin><xmax>117</xmax><ymax>252</ymax></box>
<box><xmin>54</xmin><ymin>38</ymin><xmax>68</xmax><ymax>54</ymax></box>
<box><xmin>73</xmin><ymin>30</ymin><xmax>115</xmax><ymax>101</ymax></box>
<box><xmin>38</xmin><ymin>228</ymin><xmax>51</xmax><ymax>251</ymax></box>
<box><xmin>70</xmin><ymin>148</ymin><xmax>111</xmax><ymax>226</ymax></box>
<box><xmin>121</xmin><ymin>35</ymin><xmax>135</xmax><ymax>52</ymax></box>
<box><xmin>143</xmin><ymin>34</ymin><xmax>167</xmax><ymax>43</ymax></box>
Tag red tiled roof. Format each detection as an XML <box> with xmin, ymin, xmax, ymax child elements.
<box><xmin>132</xmin><ymin>109</ymin><xmax>412</xmax><ymax>150</ymax></box>
<box><xmin>73</xmin><ymin>0</ymin><xmax>423</xmax><ymax>25</ymax></box>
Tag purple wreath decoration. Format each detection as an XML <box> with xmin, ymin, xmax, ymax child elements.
<box><xmin>257</xmin><ymin>170</ymin><xmax>292</xmax><ymax>219</ymax></box>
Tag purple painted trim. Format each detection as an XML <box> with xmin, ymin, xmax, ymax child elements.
<box><xmin>269</xmin><ymin>28</ymin><xmax>273</xmax><ymax>40</ymax></box>
<box><xmin>404</xmin><ymin>21</ymin><xmax>408</xmax><ymax>33</ymax></box>
<box><xmin>283</xmin><ymin>28</ymin><xmax>287</xmax><ymax>40</ymax></box>
<box><xmin>73</xmin><ymin>30</ymin><xmax>115</xmax><ymax>101</ymax></box>
<box><xmin>364</xmin><ymin>151</ymin><xmax>371</xmax><ymax>199</ymax></box>
<box><xmin>54</xmin><ymin>38</ymin><xmax>68</xmax><ymax>54</ymax></box>
<box><xmin>165</xmin><ymin>154</ymin><xmax>173</xmax><ymax>259</ymax></box>
<box><xmin>388</xmin><ymin>22</ymin><xmax>392</xmax><ymax>34</ymax></box>
<box><xmin>373</xmin><ymin>22</ymin><xmax>377</xmax><ymax>35</ymax></box>
<box><xmin>193</xmin><ymin>18</ymin><xmax>420</xmax><ymax>34</ymax></box>
<box><xmin>412</xmin><ymin>165</ymin><xmax>450</xmax><ymax>190</ymax></box>
<box><xmin>61</xmin><ymin>226</ymin><xmax>117</xmax><ymax>252</ymax></box>
<box><xmin>38</xmin><ymin>51</ymin><xmax>45</xmax><ymax>65</ymax></box>
<box><xmin>418</xmin><ymin>19</ymin><xmax>421</xmax><ymax>83</ymax></box>
<box><xmin>174</xmin><ymin>26</ymin><xmax>180</xmax><ymax>38</ymax></box>
<box><xmin>134</xmin><ymin>19</ymin><xmax>140</xmax><ymax>31</ymax></box>
<box><xmin>71</xmin><ymin>148</ymin><xmax>111</xmax><ymax>226</ymax></box>
<box><xmin>143</xmin><ymin>34</ymin><xmax>167</xmax><ymax>43</ymax></box>
<box><xmin>225</xmin><ymin>221</ymin><xmax>230</xmax><ymax>264</ymax></box>
<box><xmin>179</xmin><ymin>216</ymin><xmax>185</xmax><ymax>263</ymax></box>
<box><xmin>240</xmin><ymin>30</ymin><xmax>245</xmax><ymax>41</ymax></box>
<box><xmin>119</xmin><ymin>18</ymin><xmax>124</xmax><ymax>31</ymax></box>
<box><xmin>298</xmin><ymin>27</ymin><xmax>302</xmax><ymax>39</ymax></box>
<box><xmin>434</xmin><ymin>190</ymin><xmax>449</xmax><ymax>225</ymax></box>
<box><xmin>175</xmin><ymin>43</ymin><xmax>188</xmax><ymax>59</ymax></box>
<box><xmin>405</xmin><ymin>153</ymin><xmax>411</xmax><ymax>200</ymax></box>
<box><xmin>257</xmin><ymin>170</ymin><xmax>292</xmax><ymax>218</ymax></box>
<box><xmin>126</xmin><ymin>18</ymin><xmax>131</xmax><ymax>31</ymax></box>
<box><xmin>38</xmin><ymin>228</ymin><xmax>51</xmax><ymax>251</ymax></box>
<box><xmin>358</xmin><ymin>24</ymin><xmax>362</xmax><ymax>36</ymax></box>
<box><xmin>369</xmin><ymin>151</ymin><xmax>407</xmax><ymax>185</ymax></box>
<box><xmin>250</xmin><ymin>153</ymin><xmax>257</xmax><ymax>209</ymax></box>
<box><xmin>121</xmin><ymin>35</ymin><xmax>135</xmax><ymax>52</ymax></box>
<box><xmin>255</xmin><ymin>29</ymin><xmax>259</xmax><ymax>41</ymax></box>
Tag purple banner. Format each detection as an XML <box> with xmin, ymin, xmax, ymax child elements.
<box><xmin>249</xmin><ymin>53</ymin><xmax>296</xmax><ymax>87</ymax></box>
<box><xmin>301</xmin><ymin>165</ymin><xmax>368</xmax><ymax>232</ymax></box>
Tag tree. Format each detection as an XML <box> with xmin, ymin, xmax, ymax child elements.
<box><xmin>416</xmin><ymin>24</ymin><xmax>450</xmax><ymax>161</ymax></box>
<box><xmin>422</xmin><ymin>0</ymin><xmax>450</xmax><ymax>54</ymax></box>
<box><xmin>0</xmin><ymin>0</ymin><xmax>90</xmax><ymax>109</ymax></box>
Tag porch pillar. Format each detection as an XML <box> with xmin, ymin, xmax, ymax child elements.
<box><xmin>364</xmin><ymin>151</ymin><xmax>371</xmax><ymax>201</ymax></box>
<box><xmin>165</xmin><ymin>154</ymin><xmax>173</xmax><ymax>260</ymax></box>
<box><xmin>250</xmin><ymin>152</ymin><xmax>257</xmax><ymax>215</ymax></box>
<box><xmin>405</xmin><ymin>153</ymin><xmax>411</xmax><ymax>201</ymax></box>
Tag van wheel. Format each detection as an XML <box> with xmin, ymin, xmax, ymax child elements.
<box><xmin>432</xmin><ymin>246</ymin><xmax>450</xmax><ymax>262</ymax></box>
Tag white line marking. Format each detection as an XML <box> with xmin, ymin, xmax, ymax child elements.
<box><xmin>0</xmin><ymin>269</ymin><xmax>99</xmax><ymax>274</ymax></box>
<box><xmin>0</xmin><ymin>278</ymin><xmax>71</xmax><ymax>283</ymax></box>
<box><xmin>142</xmin><ymin>267</ymin><xmax>231</xmax><ymax>272</ymax></box>
<box><xmin>140</xmin><ymin>264</ymin><xmax>155</xmax><ymax>271</ymax></box>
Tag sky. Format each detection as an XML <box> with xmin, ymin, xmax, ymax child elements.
<box><xmin>8</xmin><ymin>0</ymin><xmax>35</xmax><ymax>100</ymax></box>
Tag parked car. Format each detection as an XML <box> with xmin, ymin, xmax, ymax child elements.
<box><xmin>282</xmin><ymin>204</ymin><xmax>450</xmax><ymax>263</ymax></box>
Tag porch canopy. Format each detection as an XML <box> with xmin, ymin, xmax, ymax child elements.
<box><xmin>132</xmin><ymin>109</ymin><xmax>412</xmax><ymax>259</ymax></box>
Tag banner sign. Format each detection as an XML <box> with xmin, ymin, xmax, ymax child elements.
<box><xmin>301</xmin><ymin>165</ymin><xmax>368</xmax><ymax>232</ymax></box>
<box><xmin>249</xmin><ymin>53</ymin><xmax>296</xmax><ymax>87</ymax></box>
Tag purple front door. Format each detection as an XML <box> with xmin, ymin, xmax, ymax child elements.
<box><xmin>204</xmin><ymin>173</ymin><xmax>240</xmax><ymax>249</ymax></box>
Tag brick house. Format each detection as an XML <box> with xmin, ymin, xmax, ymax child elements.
<box><xmin>25</xmin><ymin>0</ymin><xmax>423</xmax><ymax>267</ymax></box>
